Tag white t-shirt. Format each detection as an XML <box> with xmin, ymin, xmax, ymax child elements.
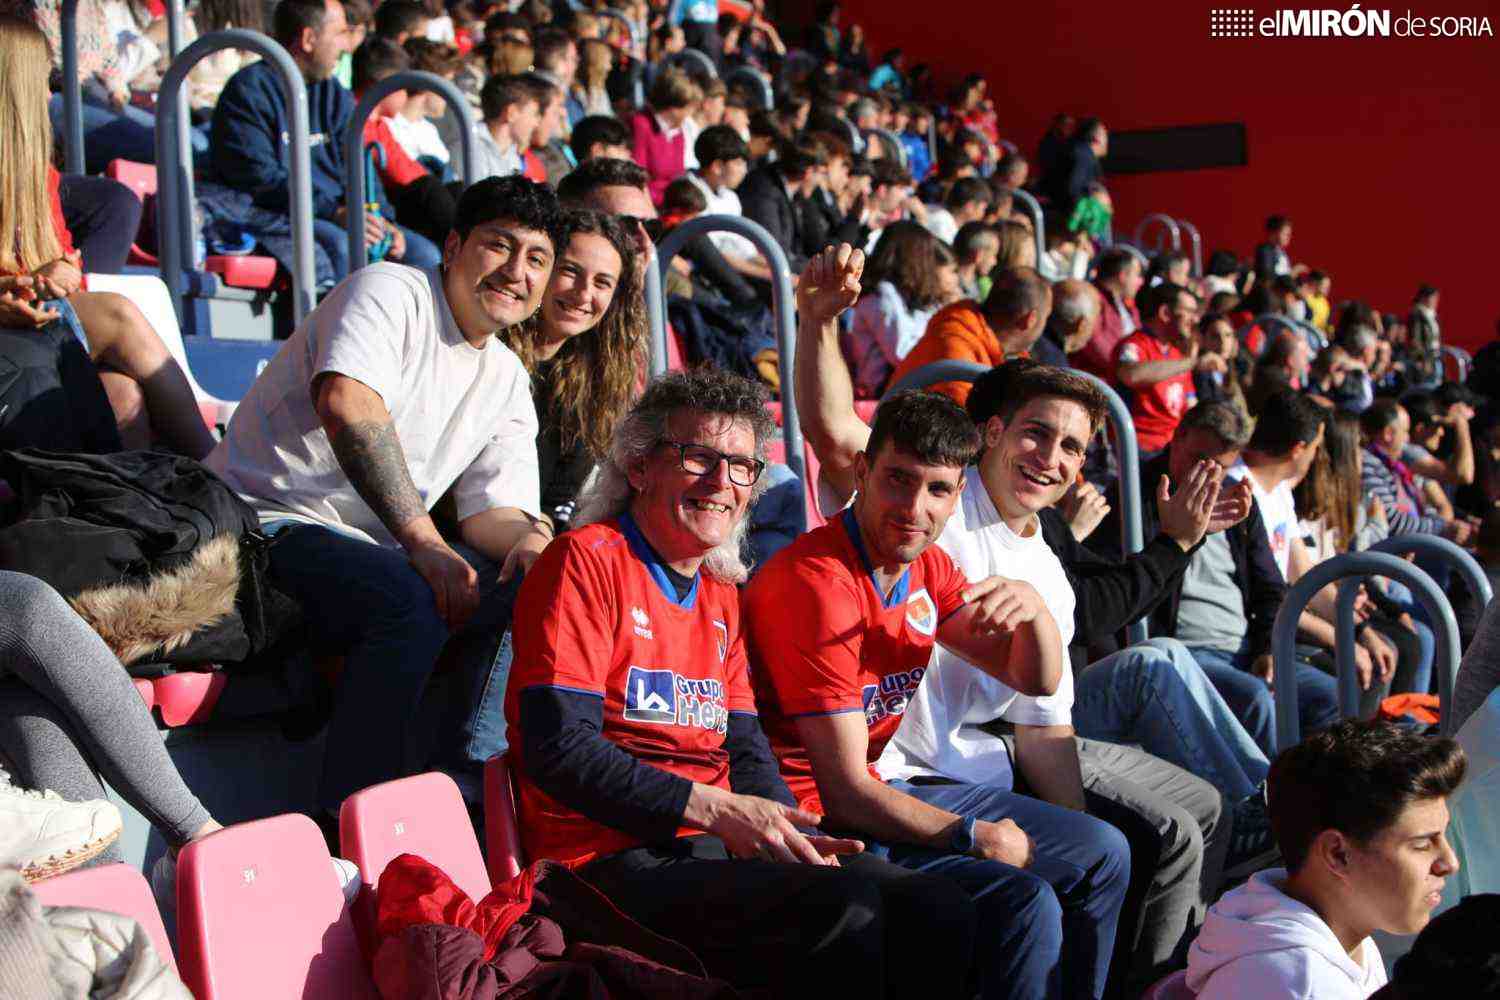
<box><xmin>877</xmin><ymin>472</ymin><xmax>1076</xmax><ymax>788</ymax></box>
<box><xmin>386</xmin><ymin>112</ymin><xmax>452</xmax><ymax>166</ymax></box>
<box><xmin>924</xmin><ymin>206</ymin><xmax>958</xmax><ymax>244</ymax></box>
<box><xmin>683</xmin><ymin>172</ymin><xmax>758</xmax><ymax>261</ymax></box>
<box><xmin>1227</xmin><ymin>463</ymin><xmax>1297</xmax><ymax>581</ymax></box>
<box><xmin>206</xmin><ymin>263</ymin><xmax>540</xmax><ymax>548</ymax></box>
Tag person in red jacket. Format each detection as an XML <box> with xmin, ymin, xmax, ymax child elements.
<box><xmin>1071</xmin><ymin>245</ymin><xmax>1142</xmax><ymax>381</ymax></box>
<box><xmin>630</xmin><ymin>68</ymin><xmax>703</xmax><ymax>207</ymax></box>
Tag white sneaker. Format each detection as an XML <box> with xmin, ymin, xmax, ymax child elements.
<box><xmin>152</xmin><ymin>850</ymin><xmax>362</xmax><ymax>920</ymax></box>
<box><xmin>0</xmin><ymin>776</ymin><xmax>123</xmax><ymax>882</ymax></box>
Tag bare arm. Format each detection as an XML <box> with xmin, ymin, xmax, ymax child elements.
<box><xmin>793</xmin><ymin>245</ymin><xmax>872</xmax><ymax>506</ymax></box>
<box><xmin>460</xmin><ymin>506</ymin><xmax>553</xmax><ymax>579</ymax></box>
<box><xmin>936</xmin><ymin>579</ymin><xmax>1064</xmax><ymax>697</ymax></box>
<box><xmin>1116</xmin><ymin>356</ymin><xmax>1195</xmax><ymax>389</ymax></box>
<box><xmin>1013</xmin><ymin>724</ymin><xmax>1086</xmax><ymax>811</ymax></box>
<box><xmin>1406</xmin><ymin>414</ymin><xmax>1474</xmax><ymax>486</ymax></box>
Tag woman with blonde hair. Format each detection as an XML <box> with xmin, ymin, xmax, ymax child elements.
<box><xmin>573</xmin><ymin>38</ymin><xmax>614</xmax><ymax>118</ymax></box>
<box><xmin>502</xmin><ymin>210</ymin><xmax>643</xmax><ymax>535</ymax></box>
<box><xmin>0</xmin><ymin>13</ymin><xmax>214</xmax><ymax>459</ymax></box>
<box><xmin>974</xmin><ymin>218</ymin><xmax>1034</xmax><ymax>301</ymax></box>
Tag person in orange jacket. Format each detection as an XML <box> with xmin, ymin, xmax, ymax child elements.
<box><xmin>886</xmin><ymin>265</ymin><xmax>1052</xmax><ymax>405</ymax></box>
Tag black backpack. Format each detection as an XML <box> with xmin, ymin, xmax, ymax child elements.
<box><xmin>0</xmin><ymin>319</ymin><xmax>122</xmax><ymax>454</ymax></box>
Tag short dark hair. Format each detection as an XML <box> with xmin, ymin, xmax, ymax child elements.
<box><xmin>351</xmin><ymin>37</ymin><xmax>408</xmax><ymax>94</ymax></box>
<box><xmin>661</xmin><ymin>177</ymin><xmax>706</xmax><ymax>217</ymax></box>
<box><xmin>556</xmin><ymin>156</ymin><xmax>650</xmax><ymax>206</ymax></box>
<box><xmin>373</xmin><ymin>0</ymin><xmax>425</xmax><ymax>38</ymax></box>
<box><xmin>866</xmin><ymin>391</ymin><xmax>981</xmax><ymax>470</ymax></box>
<box><xmin>1141</xmin><ymin>281</ymin><xmax>1196</xmax><ymax>322</ymax></box>
<box><xmin>1248</xmin><ymin>388</ymin><xmax>1327</xmax><ymax>456</ymax></box>
<box><xmin>273</xmin><ymin>0</ymin><xmax>328</xmax><ymax>46</ymax></box>
<box><xmin>945</xmin><ymin>176</ymin><xmax>992</xmax><ymax>212</ymax></box>
<box><xmin>1076</xmin><ymin>116</ymin><xmax>1105</xmax><ymax>143</ymax></box>
<box><xmin>568</xmin><ymin>115</ymin><xmax>629</xmax><ymax>161</ymax></box>
<box><xmin>694</xmin><ymin>125</ymin><xmax>750</xmax><ymax>170</ymax></box>
<box><xmin>1390</xmin><ymin>894</ymin><xmax>1500</xmax><ymax>998</ymax></box>
<box><xmin>479</xmin><ymin>73</ymin><xmax>538</xmax><ymax>123</ymax></box>
<box><xmin>953</xmin><ymin>221</ymin><xmax>998</xmax><ymax>264</ymax></box>
<box><xmin>1268</xmin><ymin>719</ymin><xmax>1466</xmax><ymax>874</ymax></box>
<box><xmin>1360</xmin><ymin>397</ymin><xmax>1405</xmax><ymax>439</ymax></box>
<box><xmin>774</xmin><ymin>136</ymin><xmax>826</xmax><ymax>181</ymax></box>
<box><xmin>1266</xmin><ymin>214</ymin><xmax>1290</xmax><ymax>231</ymax></box>
<box><xmin>1175</xmin><ymin>400</ymin><xmax>1252</xmax><ymax>449</ymax></box>
<box><xmin>967</xmin><ymin>358</ymin><xmax>1107</xmax><ymax>436</ymax></box>
<box><xmin>870</xmin><ymin>156</ymin><xmax>911</xmax><ymax>189</ymax></box>
<box><xmin>983</xmin><ymin>266</ymin><xmax>1050</xmax><ymax>326</ymax></box>
<box><xmin>531</xmin><ymin>26</ymin><xmax>574</xmax><ymax>72</ymax></box>
<box><xmin>1403</xmin><ymin>392</ymin><xmax>1441</xmax><ymax>429</ymax></box>
<box><xmin>1095</xmin><ymin>247</ymin><xmax>1139</xmax><ymax>283</ymax></box>
<box><xmin>452</xmin><ymin>175</ymin><xmax>562</xmax><ymax>244</ymax></box>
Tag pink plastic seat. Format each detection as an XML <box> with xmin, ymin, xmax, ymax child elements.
<box><xmin>482</xmin><ymin>754</ymin><xmax>525</xmax><ymax>886</ymax></box>
<box><xmin>153</xmin><ymin>671</ymin><xmax>228</xmax><ymax>728</ymax></box>
<box><xmin>339</xmin><ymin>772</ymin><xmax>490</xmax><ymax>905</ymax></box>
<box><xmin>132</xmin><ymin>678</ymin><xmax>156</xmax><ymax>711</ymax></box>
<box><xmin>30</xmin><ymin>863</ymin><xmax>176</xmax><ymax>973</ymax></box>
<box><xmin>665</xmin><ymin>321</ymin><xmax>689</xmax><ymax>371</ymax></box>
<box><xmin>1140</xmin><ymin>970</ymin><xmax>1195</xmax><ymax>999</ymax></box>
<box><xmin>176</xmin><ymin>813</ymin><xmax>378</xmax><ymax>1000</ymax></box>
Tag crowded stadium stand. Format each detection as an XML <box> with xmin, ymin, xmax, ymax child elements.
<box><xmin>0</xmin><ymin>0</ymin><xmax>1496</xmax><ymax>996</ymax></box>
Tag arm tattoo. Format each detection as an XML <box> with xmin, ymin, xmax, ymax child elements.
<box><xmin>328</xmin><ymin>419</ymin><xmax>429</xmax><ymax>535</ymax></box>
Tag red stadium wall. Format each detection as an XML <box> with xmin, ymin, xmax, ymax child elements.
<box><xmin>843</xmin><ymin>0</ymin><xmax>1499</xmax><ymax>351</ymax></box>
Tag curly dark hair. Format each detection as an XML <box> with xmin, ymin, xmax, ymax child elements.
<box><xmin>557</xmin><ymin>157</ymin><xmax>650</xmax><ymax>206</ymax></box>
<box><xmin>452</xmin><ymin>176</ymin><xmax>563</xmax><ymax>246</ymax></box>
<box><xmin>867</xmin><ymin>390</ymin><xmax>980</xmax><ymax>470</ymax></box>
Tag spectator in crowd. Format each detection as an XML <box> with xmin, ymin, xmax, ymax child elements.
<box><xmin>669</xmin><ymin>0</ymin><xmax>722</xmax><ymax>65</ymax></box>
<box><xmin>995</xmin><ymin>150</ymin><xmax>1028</xmax><ymax>189</ymax></box>
<box><xmin>1115</xmin><ymin>282</ymin><xmax>1216</xmax><ymax>456</ymax></box>
<box><xmin>519</xmin><ymin>72</ymin><xmax>571</xmax><ymax>185</ymax></box>
<box><xmin>796</xmin><ymin>132</ymin><xmax>865</xmax><ymax>261</ymax></box>
<box><xmin>1226</xmin><ymin>389</ymin><xmax>1326</xmax><ymax>580</ymax></box>
<box><xmin>888</xmin><ymin>265</ymin><xmax>1052</xmax><ymax>405</ymax></box>
<box><xmin>189</xmin><ymin>0</ymin><xmax>270</xmax><ymax>110</ymax></box>
<box><xmin>1301</xmin><ymin>269</ymin><xmax>1332</xmax><ymax>332</ymax></box>
<box><xmin>924</xmin><ymin>175</ymin><xmax>991</xmax><ymax>244</ymax></box>
<box><xmin>1045</xmin><ymin>116</ymin><xmax>1107</xmax><ymax>213</ymax></box>
<box><xmin>1030</xmin><ymin>278</ymin><xmax>1098</xmax><ymax>368</ymax></box>
<box><xmin>844</xmin><ymin>222</ymin><xmax>954</xmax><ymax>397</ymax></box>
<box><xmin>568</xmin><ymin>113</ymin><xmax>631</xmax><ymax>163</ymax></box>
<box><xmin>1253</xmin><ymin>213</ymin><xmax>1294</xmax><ymax>280</ymax></box>
<box><xmin>630</xmin><ymin>68</ymin><xmax>703</xmax><ymax>206</ymax></box>
<box><xmin>683</xmin><ymin>124</ymin><xmax>774</xmax><ymax>283</ymax></box>
<box><xmin>571</xmin><ymin>38</ymin><xmax>614</xmax><ymax>119</ymax></box>
<box><xmin>1408</xmin><ymin>284</ymin><xmax>1443</xmax><ymax>386</ymax></box>
<box><xmin>213</xmin><ymin>0</ymin><xmax>441</xmax><ymax>279</ymax></box>
<box><xmin>389</xmin><ymin>39</ymin><xmax>462</xmax><ymax>179</ymax></box>
<box><xmin>1037</xmin><ymin>112</ymin><xmax>1075</xmax><ymax>180</ymax></box>
<box><xmin>1371</xmin><ymin>893</ymin><xmax>1500</xmax><ymax>1000</ymax></box>
<box><xmin>658</xmin><ymin>177</ymin><xmax>761</xmax><ymax>310</ymax></box>
<box><xmin>1188</xmin><ymin>720</ymin><xmax>1464</xmax><ymax>999</ymax></box>
<box><xmin>1194</xmin><ymin>311</ymin><xmax>1248</xmax><ymax>415</ymax></box>
<box><xmin>1255</xmin><ymin>329</ymin><xmax>1315</xmax><ymax>395</ymax></box>
<box><xmin>1452</xmin><ymin>509</ymin><xmax>1500</xmax><ymax>650</ymax></box>
<box><xmin>1073</xmin><ymin>246</ymin><xmax>1142</xmax><ymax>381</ymax></box>
<box><xmin>1360</xmin><ymin>398</ymin><xmax>1472</xmax><ymax>544</ymax></box>
<box><xmin>372</xmin><ymin>0</ymin><xmax>425</xmax><ymax>43</ymax></box>
<box><xmin>953</xmin><ymin>221</ymin><xmax>999</xmax><ymax>300</ymax></box>
<box><xmin>529</xmin><ymin>27</ymin><xmax>578</xmax><ymax>124</ymax></box>
<box><xmin>558</xmin><ymin>157</ymin><xmax>658</xmax><ymax>274</ymax></box>
<box><xmin>503</xmin><ymin>367</ymin><xmax>980</xmax><ymax>997</ymax></box>
<box><xmin>867</xmin><ymin>46</ymin><xmax>904</xmax><ymax>94</ymax></box>
<box><xmin>738</xmin><ymin>136</ymin><xmax>824</xmax><ymax>273</ymax></box>
<box><xmin>0</xmin><ymin>572</ymin><xmax>221</xmax><ymax>879</ymax></box>
<box><xmin>205</xmin><ymin>177</ymin><xmax>558</xmax><ymax>814</ymax></box>
<box><xmin>1403</xmin><ymin>391</ymin><xmax>1476</xmax><ymax>512</ymax></box>
<box><xmin>472</xmin><ymin>73</ymin><xmax>540</xmax><ymax>179</ymax></box>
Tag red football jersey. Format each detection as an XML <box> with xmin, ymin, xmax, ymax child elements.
<box><xmin>1113</xmin><ymin>331</ymin><xmax>1198</xmax><ymax>451</ymax></box>
<box><xmin>504</xmin><ymin>516</ymin><xmax>756</xmax><ymax>867</ymax></box>
<box><xmin>742</xmin><ymin>508</ymin><xmax>968</xmax><ymax>813</ymax></box>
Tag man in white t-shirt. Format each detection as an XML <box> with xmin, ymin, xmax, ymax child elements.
<box><xmin>1189</xmin><ymin>720</ymin><xmax>1464</xmax><ymax>999</ymax></box>
<box><xmin>683</xmin><ymin>125</ymin><xmax>773</xmax><ymax>283</ymax></box>
<box><xmin>207</xmin><ymin>176</ymin><xmax>560</xmax><ymax>814</ymax></box>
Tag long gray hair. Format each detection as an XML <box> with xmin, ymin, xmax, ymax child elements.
<box><xmin>573</xmin><ymin>369</ymin><xmax>778</xmax><ymax>584</ymax></box>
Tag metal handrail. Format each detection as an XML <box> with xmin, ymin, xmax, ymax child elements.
<box><xmin>667</xmin><ymin>47</ymin><xmax>718</xmax><ymax>79</ymax></box>
<box><xmin>1272</xmin><ymin>552</ymin><xmax>1458</xmax><ymax>749</ymax></box>
<box><xmin>1132</xmin><ymin>214</ymin><xmax>1181</xmax><ymax>257</ymax></box>
<box><xmin>1177</xmin><ymin>218</ymin><xmax>1203</xmax><ymax>278</ymax></box>
<box><xmin>1443</xmin><ymin>345</ymin><xmax>1472</xmax><ymax>383</ymax></box>
<box><xmin>1370</xmin><ymin>533</ymin><xmax>1493</xmax><ymax>608</ymax></box>
<box><xmin>724</xmin><ymin>65</ymin><xmax>773</xmax><ymax>109</ymax></box>
<box><xmin>647</xmin><ymin>215</ymin><xmax>807</xmax><ymax>493</ymax></box>
<box><xmin>61</xmin><ymin>0</ymin><xmax>84</xmax><ymax>173</ymax></box>
<box><xmin>345</xmin><ymin>71</ymin><xmax>477</xmax><ymax>271</ymax></box>
<box><xmin>1011</xmin><ymin>189</ymin><xmax>1046</xmax><ymax>270</ymax></box>
<box><xmin>866</xmin><ymin>127</ymin><xmax>907</xmax><ymax>170</ymax></box>
<box><xmin>881</xmin><ymin>359</ymin><xmax>1146</xmax><ymax>642</ymax></box>
<box><xmin>164</xmin><ymin>0</ymin><xmax>186</xmax><ymax>58</ymax></box>
<box><xmin>156</xmin><ymin>30</ymin><xmax>316</xmax><ymax>326</ymax></box>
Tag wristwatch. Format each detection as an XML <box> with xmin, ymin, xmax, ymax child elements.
<box><xmin>947</xmin><ymin>815</ymin><xmax>977</xmax><ymax>856</ymax></box>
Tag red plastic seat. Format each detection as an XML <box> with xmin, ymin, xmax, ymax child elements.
<box><xmin>204</xmin><ymin>255</ymin><xmax>278</xmax><ymax>290</ymax></box>
<box><xmin>177</xmin><ymin>813</ymin><xmax>378</xmax><ymax>1000</ymax></box>
<box><xmin>30</xmin><ymin>863</ymin><xmax>177</xmax><ymax>973</ymax></box>
<box><xmin>1140</xmin><ymin>970</ymin><xmax>1195</xmax><ymax>999</ymax></box>
<box><xmin>665</xmin><ymin>321</ymin><xmax>689</xmax><ymax>371</ymax></box>
<box><xmin>153</xmin><ymin>671</ymin><xmax>228</xmax><ymax>728</ymax></box>
<box><xmin>132</xmin><ymin>678</ymin><xmax>156</xmax><ymax>711</ymax></box>
<box><xmin>339</xmin><ymin>772</ymin><xmax>490</xmax><ymax>905</ymax></box>
<box><xmin>482</xmin><ymin>754</ymin><xmax>525</xmax><ymax>886</ymax></box>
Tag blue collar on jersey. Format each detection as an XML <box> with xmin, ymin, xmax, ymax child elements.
<box><xmin>619</xmin><ymin>511</ymin><xmax>701</xmax><ymax>610</ymax></box>
<box><xmin>839</xmin><ymin>507</ymin><xmax>910</xmax><ymax>608</ymax></box>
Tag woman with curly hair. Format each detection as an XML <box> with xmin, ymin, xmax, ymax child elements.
<box><xmin>502</xmin><ymin>210</ymin><xmax>643</xmax><ymax>533</ymax></box>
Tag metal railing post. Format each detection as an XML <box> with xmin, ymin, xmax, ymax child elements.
<box><xmin>668</xmin><ymin>47</ymin><xmax>718</xmax><ymax>79</ymax></box>
<box><xmin>1272</xmin><ymin>552</ymin><xmax>1459</xmax><ymax>750</ymax></box>
<box><xmin>156</xmin><ymin>30</ymin><xmax>316</xmax><ymax>326</ymax></box>
<box><xmin>1132</xmin><ymin>213</ymin><xmax>1182</xmax><ymax>257</ymax></box>
<box><xmin>643</xmin><ymin>256</ymin><xmax>666</xmax><ymax>375</ymax></box>
<box><xmin>1177</xmin><ymin>218</ymin><xmax>1203</xmax><ymax>277</ymax></box>
<box><xmin>1370</xmin><ymin>534</ymin><xmax>1493</xmax><ymax>608</ymax></box>
<box><xmin>61</xmin><ymin>0</ymin><xmax>84</xmax><ymax>174</ymax></box>
<box><xmin>1011</xmin><ymin>189</ymin><xmax>1046</xmax><ymax>271</ymax></box>
<box><xmin>724</xmin><ymin>66</ymin><xmax>773</xmax><ymax>109</ymax></box>
<box><xmin>882</xmin><ymin>362</ymin><xmax>1146</xmax><ymax>642</ymax></box>
<box><xmin>165</xmin><ymin>0</ymin><xmax>186</xmax><ymax>58</ymax></box>
<box><xmin>650</xmin><ymin>215</ymin><xmax>806</xmax><ymax>492</ymax></box>
<box><xmin>345</xmin><ymin>71</ymin><xmax>477</xmax><ymax>270</ymax></box>
<box><xmin>1443</xmin><ymin>345</ymin><xmax>1471</xmax><ymax>383</ymax></box>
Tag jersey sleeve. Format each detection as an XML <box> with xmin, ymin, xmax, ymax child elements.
<box><xmin>510</xmin><ymin>534</ymin><xmax>618</xmax><ymax>697</ymax></box>
<box><xmin>723</xmin><ymin>616</ymin><xmax>759</xmax><ymax>716</ymax></box>
<box><xmin>927</xmin><ymin>546</ymin><xmax>971</xmax><ymax>624</ymax></box>
<box><xmin>749</xmin><ymin>562</ymin><xmax>866</xmax><ymax>717</ymax></box>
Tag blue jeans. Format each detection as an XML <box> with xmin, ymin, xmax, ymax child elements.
<box><xmin>880</xmin><ymin>780</ymin><xmax>1131</xmax><ymax>1000</ymax></box>
<box><xmin>314</xmin><ymin>219</ymin><xmax>443</xmax><ymax>282</ymax></box>
<box><xmin>1073</xmin><ymin>638</ymin><xmax>1269</xmax><ymax>802</ymax></box>
<box><xmin>49</xmin><ymin>92</ymin><xmax>209</xmax><ymax>175</ymax></box>
<box><xmin>266</xmin><ymin>523</ymin><xmax>517</xmax><ymax>811</ymax></box>
<box><xmin>1189</xmin><ymin>647</ymin><xmax>1340</xmax><ymax>754</ymax></box>
<box><xmin>1382</xmin><ymin>580</ymin><xmax>1438</xmax><ymax>696</ymax></box>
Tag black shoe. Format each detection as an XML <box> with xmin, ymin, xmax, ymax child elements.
<box><xmin>1223</xmin><ymin>788</ymin><xmax>1279</xmax><ymax>881</ymax></box>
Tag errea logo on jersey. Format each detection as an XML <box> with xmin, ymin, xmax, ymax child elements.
<box><xmin>631</xmin><ymin>606</ymin><xmax>653</xmax><ymax>640</ymax></box>
<box><xmin>622</xmin><ymin>666</ymin><xmax>728</xmax><ymax>733</ymax></box>
<box><xmin>906</xmin><ymin>588</ymin><xmax>937</xmax><ymax>636</ymax></box>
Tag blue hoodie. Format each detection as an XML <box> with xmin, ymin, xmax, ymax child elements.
<box><xmin>211</xmin><ymin>60</ymin><xmax>388</xmax><ymax>222</ymax></box>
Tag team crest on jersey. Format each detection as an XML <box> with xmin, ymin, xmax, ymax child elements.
<box><xmin>622</xmin><ymin>666</ymin><xmax>728</xmax><ymax>733</ymax></box>
<box><xmin>631</xmin><ymin>606</ymin><xmax>653</xmax><ymax>640</ymax></box>
<box><xmin>905</xmin><ymin>588</ymin><xmax>937</xmax><ymax>636</ymax></box>
<box><xmin>712</xmin><ymin>619</ymin><xmax>728</xmax><ymax>662</ymax></box>
<box><xmin>862</xmin><ymin>666</ymin><xmax>926</xmax><ymax>725</ymax></box>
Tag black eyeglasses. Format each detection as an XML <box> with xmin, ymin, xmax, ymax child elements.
<box><xmin>619</xmin><ymin>215</ymin><xmax>663</xmax><ymax>243</ymax></box>
<box><xmin>660</xmin><ymin>440</ymin><xmax>766</xmax><ymax>487</ymax></box>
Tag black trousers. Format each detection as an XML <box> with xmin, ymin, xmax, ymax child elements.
<box><xmin>58</xmin><ymin>174</ymin><xmax>143</xmax><ymax>275</ymax></box>
<box><xmin>582</xmin><ymin>835</ymin><xmax>976</xmax><ymax>998</ymax></box>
